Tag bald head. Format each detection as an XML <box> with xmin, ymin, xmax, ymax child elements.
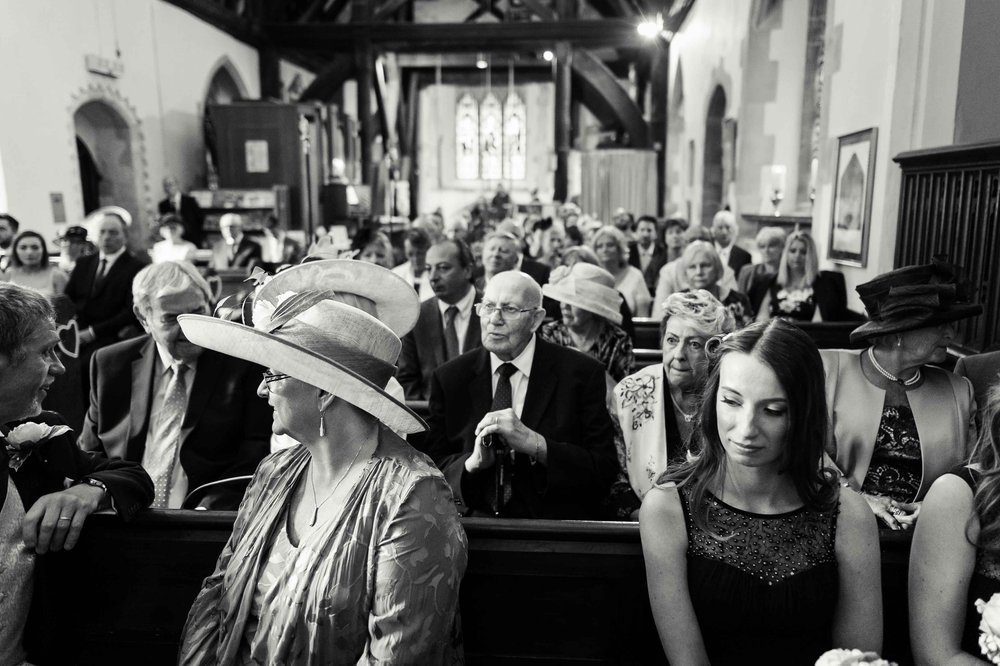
<box><xmin>481</xmin><ymin>271</ymin><xmax>545</xmax><ymax>361</ymax></box>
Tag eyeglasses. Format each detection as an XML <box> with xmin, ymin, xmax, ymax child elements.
<box><xmin>475</xmin><ymin>301</ymin><xmax>537</xmax><ymax>320</ymax></box>
<box><xmin>262</xmin><ymin>370</ymin><xmax>290</xmax><ymax>386</ymax></box>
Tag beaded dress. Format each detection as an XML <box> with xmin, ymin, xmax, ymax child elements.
<box><xmin>678</xmin><ymin>484</ymin><xmax>840</xmax><ymax>664</ymax></box>
<box><xmin>951</xmin><ymin>467</ymin><xmax>1000</xmax><ymax>656</ymax></box>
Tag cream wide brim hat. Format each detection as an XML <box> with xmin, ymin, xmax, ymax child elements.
<box><xmin>542</xmin><ymin>264</ymin><xmax>623</xmax><ymax>325</ymax></box>
<box><xmin>254</xmin><ymin>259</ymin><xmax>419</xmax><ymax>336</ymax></box>
<box><xmin>178</xmin><ymin>299</ymin><xmax>426</xmax><ymax>434</ymax></box>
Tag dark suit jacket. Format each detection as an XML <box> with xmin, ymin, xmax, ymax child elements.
<box><xmin>628</xmin><ymin>241</ymin><xmax>668</xmax><ymax>292</ymax></box>
<box><xmin>724</xmin><ymin>244</ymin><xmax>753</xmax><ymax>276</ymax></box>
<box><xmin>211</xmin><ymin>236</ymin><xmax>262</xmax><ymax>270</ymax></box>
<box><xmin>520</xmin><ymin>258</ymin><xmax>551</xmax><ymax>286</ymax></box>
<box><xmin>955</xmin><ymin>350</ymin><xmax>1000</xmax><ymax>417</ymax></box>
<box><xmin>424</xmin><ymin>338</ymin><xmax>617</xmax><ymax>519</ymax></box>
<box><xmin>158</xmin><ymin>194</ymin><xmax>205</xmax><ymax>247</ymax></box>
<box><xmin>397</xmin><ymin>292</ymin><xmax>482</xmax><ymax>401</ymax></box>
<box><xmin>64</xmin><ymin>252</ymin><xmax>145</xmax><ymax>346</ymax></box>
<box><xmin>79</xmin><ymin>336</ymin><xmax>272</xmax><ymax>509</ymax></box>
<box><xmin>750</xmin><ymin>271</ymin><xmax>856</xmax><ymax>322</ymax></box>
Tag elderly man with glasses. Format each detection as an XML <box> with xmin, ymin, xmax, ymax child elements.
<box><xmin>424</xmin><ymin>271</ymin><xmax>617</xmax><ymax>519</ymax></box>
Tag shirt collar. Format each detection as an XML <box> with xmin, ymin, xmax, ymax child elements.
<box><xmin>99</xmin><ymin>246</ymin><xmax>127</xmax><ymax>264</ymax></box>
<box><xmin>490</xmin><ymin>333</ymin><xmax>536</xmax><ymax>379</ymax></box>
<box><xmin>154</xmin><ymin>342</ymin><xmax>196</xmax><ymax>376</ymax></box>
<box><xmin>437</xmin><ymin>284</ymin><xmax>476</xmax><ymax>316</ymax></box>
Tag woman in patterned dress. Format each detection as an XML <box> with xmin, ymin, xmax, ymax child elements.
<box><xmin>821</xmin><ymin>261</ymin><xmax>981</xmax><ymax>530</ymax></box>
<box><xmin>603</xmin><ymin>290</ymin><xmax>734</xmax><ymax>520</ymax></box>
<box><xmin>911</xmin><ymin>380</ymin><xmax>1000</xmax><ymax>663</ymax></box>
<box><xmin>176</xmin><ymin>262</ymin><xmax>467</xmax><ymax>665</ymax></box>
<box><xmin>640</xmin><ymin>319</ymin><xmax>882</xmax><ymax>664</ymax></box>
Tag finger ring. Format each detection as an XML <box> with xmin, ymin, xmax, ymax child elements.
<box><xmin>493</xmin><ymin>416</ymin><xmax>498</xmax><ymax>426</ymax></box>
<box><xmin>58</xmin><ymin>516</ymin><xmax>72</xmax><ymax>521</ymax></box>
<box><xmin>889</xmin><ymin>506</ymin><xmax>902</xmax><ymax>516</ymax></box>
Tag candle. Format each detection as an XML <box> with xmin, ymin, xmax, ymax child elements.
<box><xmin>769</xmin><ymin>165</ymin><xmax>787</xmax><ymax>196</ymax></box>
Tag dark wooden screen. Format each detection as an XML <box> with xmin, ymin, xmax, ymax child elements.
<box><xmin>894</xmin><ymin>141</ymin><xmax>1000</xmax><ymax>353</ymax></box>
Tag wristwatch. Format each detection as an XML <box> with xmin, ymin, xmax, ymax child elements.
<box><xmin>74</xmin><ymin>477</ymin><xmax>109</xmax><ymax>495</ymax></box>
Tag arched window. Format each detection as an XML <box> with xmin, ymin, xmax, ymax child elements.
<box><xmin>455</xmin><ymin>91</ymin><xmax>528</xmax><ymax>181</ymax></box>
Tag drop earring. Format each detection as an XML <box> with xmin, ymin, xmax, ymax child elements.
<box><xmin>319</xmin><ymin>411</ymin><xmax>326</xmax><ymax>437</ymax></box>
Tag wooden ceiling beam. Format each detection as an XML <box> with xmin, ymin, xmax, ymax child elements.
<box><xmin>520</xmin><ymin>0</ymin><xmax>557</xmax><ymax>21</ymax></box>
<box><xmin>161</xmin><ymin>0</ymin><xmax>262</xmax><ymax>46</ymax></box>
<box><xmin>263</xmin><ymin>19</ymin><xmax>650</xmax><ymax>52</ymax></box>
<box><xmin>373</xmin><ymin>0</ymin><xmax>411</xmax><ymax>21</ymax></box>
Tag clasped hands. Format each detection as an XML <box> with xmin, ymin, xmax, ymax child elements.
<box><xmin>465</xmin><ymin>408</ymin><xmax>545</xmax><ymax>473</ymax></box>
<box><xmin>861</xmin><ymin>492</ymin><xmax>920</xmax><ymax>531</ymax></box>
<box><xmin>21</xmin><ymin>484</ymin><xmax>106</xmax><ymax>554</ymax></box>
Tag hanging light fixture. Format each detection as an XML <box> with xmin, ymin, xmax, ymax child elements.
<box><xmin>476</xmin><ymin>53</ymin><xmax>488</xmax><ymax>70</ymax></box>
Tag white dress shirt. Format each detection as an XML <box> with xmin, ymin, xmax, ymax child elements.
<box><xmin>437</xmin><ymin>285</ymin><xmax>476</xmax><ymax>355</ymax></box>
<box><xmin>489</xmin><ymin>334</ymin><xmax>537</xmax><ymax>418</ymax></box>
<box><xmin>142</xmin><ymin>344</ymin><xmax>197</xmax><ymax>508</ymax></box>
<box><xmin>715</xmin><ymin>242</ymin><xmax>732</xmax><ymax>267</ymax></box>
<box><xmin>391</xmin><ymin>262</ymin><xmax>436</xmax><ymax>301</ymax></box>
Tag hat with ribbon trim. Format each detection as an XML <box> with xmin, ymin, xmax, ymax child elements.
<box><xmin>542</xmin><ymin>263</ymin><xmax>623</xmax><ymax>325</ymax></box>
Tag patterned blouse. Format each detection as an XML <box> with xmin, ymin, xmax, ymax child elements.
<box><xmin>179</xmin><ymin>433</ymin><xmax>468</xmax><ymax>665</ymax></box>
<box><xmin>861</xmin><ymin>404</ymin><xmax>922</xmax><ymax>503</ymax></box>
<box><xmin>541</xmin><ymin>319</ymin><xmax>635</xmax><ymax>383</ymax></box>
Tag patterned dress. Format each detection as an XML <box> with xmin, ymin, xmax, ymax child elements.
<box><xmin>179</xmin><ymin>433</ymin><xmax>468</xmax><ymax>665</ymax></box>
<box><xmin>678</xmin><ymin>485</ymin><xmax>840</xmax><ymax>664</ymax></box>
<box><xmin>861</xmin><ymin>404</ymin><xmax>922</xmax><ymax>503</ymax></box>
<box><xmin>541</xmin><ymin>319</ymin><xmax>635</xmax><ymax>382</ymax></box>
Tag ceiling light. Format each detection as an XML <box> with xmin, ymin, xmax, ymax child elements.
<box><xmin>637</xmin><ymin>13</ymin><xmax>664</xmax><ymax>38</ymax></box>
<box><xmin>542</xmin><ymin>50</ymin><xmax>554</xmax><ymax>62</ymax></box>
<box><xmin>476</xmin><ymin>54</ymin><xmax>488</xmax><ymax>69</ymax></box>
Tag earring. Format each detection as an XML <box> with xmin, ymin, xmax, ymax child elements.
<box><xmin>319</xmin><ymin>411</ymin><xmax>326</xmax><ymax>437</ymax></box>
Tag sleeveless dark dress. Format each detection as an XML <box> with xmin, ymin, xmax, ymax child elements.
<box><xmin>678</xmin><ymin>485</ymin><xmax>840</xmax><ymax>665</ymax></box>
<box><xmin>950</xmin><ymin>467</ymin><xmax>1000</xmax><ymax>656</ymax></box>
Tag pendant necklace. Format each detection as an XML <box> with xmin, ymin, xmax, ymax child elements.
<box><xmin>867</xmin><ymin>346</ymin><xmax>921</xmax><ymax>387</ymax></box>
<box><xmin>670</xmin><ymin>391</ymin><xmax>696</xmax><ymax>423</ymax></box>
<box><xmin>308</xmin><ymin>440</ymin><xmax>366</xmax><ymax>527</ymax></box>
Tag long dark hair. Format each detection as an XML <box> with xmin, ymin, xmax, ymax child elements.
<box><xmin>661</xmin><ymin>319</ymin><xmax>838</xmax><ymax>534</ymax></box>
<box><xmin>10</xmin><ymin>230</ymin><xmax>50</xmax><ymax>268</ymax></box>
<box><xmin>970</xmin><ymin>383</ymin><xmax>1000</xmax><ymax>551</ymax></box>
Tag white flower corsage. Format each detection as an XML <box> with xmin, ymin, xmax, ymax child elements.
<box><xmin>4</xmin><ymin>422</ymin><xmax>72</xmax><ymax>471</ymax></box>
<box><xmin>815</xmin><ymin>648</ymin><xmax>896</xmax><ymax>666</ymax></box>
<box><xmin>975</xmin><ymin>593</ymin><xmax>1000</xmax><ymax>664</ymax></box>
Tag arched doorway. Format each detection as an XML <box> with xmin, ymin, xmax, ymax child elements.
<box><xmin>701</xmin><ymin>86</ymin><xmax>726</xmax><ymax>227</ymax></box>
<box><xmin>203</xmin><ymin>60</ymin><xmax>249</xmax><ymax>185</ymax></box>
<box><xmin>73</xmin><ymin>101</ymin><xmax>139</xmax><ymax>226</ymax></box>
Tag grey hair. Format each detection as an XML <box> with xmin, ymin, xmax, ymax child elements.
<box><xmin>711</xmin><ymin>209</ymin><xmax>737</xmax><ymax>232</ymax></box>
<box><xmin>680</xmin><ymin>241</ymin><xmax>725</xmax><ymax>284</ymax></box>
<box><xmin>660</xmin><ymin>289</ymin><xmax>736</xmax><ymax>339</ymax></box>
<box><xmin>755</xmin><ymin>226</ymin><xmax>787</xmax><ymax>248</ymax></box>
<box><xmin>0</xmin><ymin>283</ymin><xmax>54</xmax><ymax>363</ymax></box>
<box><xmin>132</xmin><ymin>261</ymin><xmax>213</xmax><ymax>316</ymax></box>
<box><xmin>590</xmin><ymin>225</ymin><xmax>630</xmax><ymax>269</ymax></box>
<box><xmin>483</xmin><ymin>231</ymin><xmax>523</xmax><ymax>256</ymax></box>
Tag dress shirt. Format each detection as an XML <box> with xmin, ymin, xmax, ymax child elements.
<box><xmin>638</xmin><ymin>243</ymin><xmax>655</xmax><ymax>272</ymax></box>
<box><xmin>260</xmin><ymin>234</ymin><xmax>284</xmax><ymax>263</ymax></box>
<box><xmin>391</xmin><ymin>262</ymin><xmax>436</xmax><ymax>301</ymax></box>
<box><xmin>98</xmin><ymin>246</ymin><xmax>127</xmax><ymax>274</ymax></box>
<box><xmin>489</xmin><ymin>334</ymin><xmax>536</xmax><ymax>418</ymax></box>
<box><xmin>437</xmin><ymin>285</ymin><xmax>476</xmax><ymax>355</ymax></box>
<box><xmin>715</xmin><ymin>242</ymin><xmax>732</xmax><ymax>267</ymax></box>
<box><xmin>141</xmin><ymin>344</ymin><xmax>198</xmax><ymax>508</ymax></box>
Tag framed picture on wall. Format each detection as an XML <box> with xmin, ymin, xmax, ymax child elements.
<box><xmin>828</xmin><ymin>127</ymin><xmax>877</xmax><ymax>267</ymax></box>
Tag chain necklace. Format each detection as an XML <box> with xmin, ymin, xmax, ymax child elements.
<box><xmin>867</xmin><ymin>346</ymin><xmax>922</xmax><ymax>387</ymax></box>
<box><xmin>308</xmin><ymin>440</ymin><xmax>366</xmax><ymax>527</ymax></box>
<box><xmin>669</xmin><ymin>391</ymin><xmax>697</xmax><ymax>423</ymax></box>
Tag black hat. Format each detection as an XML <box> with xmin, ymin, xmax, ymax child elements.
<box><xmin>54</xmin><ymin>225</ymin><xmax>87</xmax><ymax>244</ymax></box>
<box><xmin>850</xmin><ymin>260</ymin><xmax>982</xmax><ymax>343</ymax></box>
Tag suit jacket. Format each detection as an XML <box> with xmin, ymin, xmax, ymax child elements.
<box><xmin>520</xmin><ymin>258</ymin><xmax>551</xmax><ymax>287</ymax></box>
<box><xmin>628</xmin><ymin>241</ymin><xmax>668</xmax><ymax>292</ymax></box>
<box><xmin>424</xmin><ymin>338</ymin><xmax>617</xmax><ymax>519</ymax></box>
<box><xmin>955</xmin><ymin>350</ymin><xmax>1000</xmax><ymax>418</ymax></box>
<box><xmin>397</xmin><ymin>293</ymin><xmax>482</xmax><ymax>401</ymax></box>
<box><xmin>64</xmin><ymin>252</ymin><xmax>145</xmax><ymax>345</ymax></box>
<box><xmin>750</xmin><ymin>271</ymin><xmax>855</xmax><ymax>321</ymax></box>
<box><xmin>159</xmin><ymin>194</ymin><xmax>205</xmax><ymax>247</ymax></box>
<box><xmin>211</xmin><ymin>236</ymin><xmax>262</xmax><ymax>270</ymax></box>
<box><xmin>79</xmin><ymin>336</ymin><xmax>272</xmax><ymax>509</ymax></box>
<box><xmin>724</xmin><ymin>244</ymin><xmax>752</xmax><ymax>276</ymax></box>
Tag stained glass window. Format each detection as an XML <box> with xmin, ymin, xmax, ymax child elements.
<box><xmin>503</xmin><ymin>92</ymin><xmax>526</xmax><ymax>180</ymax></box>
<box><xmin>479</xmin><ymin>93</ymin><xmax>503</xmax><ymax>180</ymax></box>
<box><xmin>456</xmin><ymin>94</ymin><xmax>480</xmax><ymax>180</ymax></box>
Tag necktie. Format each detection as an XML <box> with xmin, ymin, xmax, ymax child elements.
<box><xmin>443</xmin><ymin>306</ymin><xmax>460</xmax><ymax>360</ymax></box>
<box><xmin>149</xmin><ymin>364</ymin><xmax>188</xmax><ymax>509</ymax></box>
<box><xmin>92</xmin><ymin>258</ymin><xmax>108</xmax><ymax>293</ymax></box>
<box><xmin>487</xmin><ymin>362</ymin><xmax>517</xmax><ymax>516</ymax></box>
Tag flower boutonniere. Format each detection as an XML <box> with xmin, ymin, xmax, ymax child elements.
<box><xmin>4</xmin><ymin>422</ymin><xmax>72</xmax><ymax>472</ymax></box>
<box><xmin>976</xmin><ymin>593</ymin><xmax>1000</xmax><ymax>664</ymax></box>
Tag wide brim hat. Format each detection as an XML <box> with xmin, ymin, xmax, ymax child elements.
<box><xmin>542</xmin><ymin>263</ymin><xmax>623</xmax><ymax>325</ymax></box>
<box><xmin>54</xmin><ymin>225</ymin><xmax>88</xmax><ymax>244</ymax></box>
<box><xmin>178</xmin><ymin>298</ymin><xmax>426</xmax><ymax>434</ymax></box>
<box><xmin>83</xmin><ymin>205</ymin><xmax>132</xmax><ymax>231</ymax></box>
<box><xmin>254</xmin><ymin>259</ymin><xmax>419</xmax><ymax>336</ymax></box>
<box><xmin>850</xmin><ymin>260</ymin><xmax>982</xmax><ymax>343</ymax></box>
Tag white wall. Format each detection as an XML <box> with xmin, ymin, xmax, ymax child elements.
<box><xmin>0</xmin><ymin>0</ymin><xmax>259</xmax><ymax>243</ymax></box>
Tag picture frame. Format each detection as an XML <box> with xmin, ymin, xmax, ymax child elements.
<box><xmin>828</xmin><ymin>127</ymin><xmax>877</xmax><ymax>267</ymax></box>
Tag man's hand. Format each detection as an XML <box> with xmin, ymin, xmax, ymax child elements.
<box><xmin>22</xmin><ymin>484</ymin><xmax>106</xmax><ymax>554</ymax></box>
<box><xmin>474</xmin><ymin>408</ymin><xmax>546</xmax><ymax>462</ymax></box>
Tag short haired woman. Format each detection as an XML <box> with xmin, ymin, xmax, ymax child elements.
<box><xmin>679</xmin><ymin>240</ymin><xmax>753</xmax><ymax>327</ymax></box>
<box><xmin>592</xmin><ymin>225</ymin><xmax>652</xmax><ymax>317</ymax></box>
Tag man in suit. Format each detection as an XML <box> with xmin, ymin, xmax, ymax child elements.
<box><xmin>397</xmin><ymin>239</ymin><xmax>481</xmax><ymax>401</ymax></box>
<box><xmin>425</xmin><ymin>271</ymin><xmax>617</xmax><ymax>519</ymax></box>
<box><xmin>0</xmin><ymin>213</ymin><xmax>19</xmax><ymax>272</ymax></box>
<box><xmin>628</xmin><ymin>215</ymin><xmax>667</xmax><ymax>292</ymax></box>
<box><xmin>64</xmin><ymin>212</ymin><xmax>146</xmax><ymax>399</ymax></box>
<box><xmin>211</xmin><ymin>213</ymin><xmax>261</xmax><ymax>270</ymax></box>
<box><xmin>79</xmin><ymin>261</ymin><xmax>271</xmax><ymax>510</ymax></box>
<box><xmin>955</xmin><ymin>350</ymin><xmax>1000</xmax><ymax>421</ymax></box>
<box><xmin>711</xmin><ymin>209</ymin><xmax>752</xmax><ymax>277</ymax></box>
<box><xmin>474</xmin><ymin>230</ymin><xmax>550</xmax><ymax>290</ymax></box>
<box><xmin>158</xmin><ymin>175</ymin><xmax>205</xmax><ymax>248</ymax></box>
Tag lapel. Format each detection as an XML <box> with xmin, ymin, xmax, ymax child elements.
<box><xmin>425</xmin><ymin>299</ymin><xmax>446</xmax><ymax>368</ymax></box>
<box><xmin>469</xmin><ymin>349</ymin><xmax>494</xmax><ymax>421</ymax></box>
<box><xmin>184</xmin><ymin>350</ymin><xmax>220</xmax><ymax>434</ymax></box>
<box><xmin>0</xmin><ymin>438</ymin><xmax>8</xmax><ymax>514</ymax></box>
<box><xmin>464</xmin><ymin>309</ymin><xmax>482</xmax><ymax>352</ymax></box>
<box><xmin>520</xmin><ymin>339</ymin><xmax>557</xmax><ymax>430</ymax></box>
<box><xmin>127</xmin><ymin>338</ymin><xmax>158</xmax><ymax>462</ymax></box>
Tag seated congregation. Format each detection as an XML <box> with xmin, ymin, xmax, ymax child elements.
<box><xmin>3</xmin><ymin>205</ymin><xmax>1000</xmax><ymax>665</ymax></box>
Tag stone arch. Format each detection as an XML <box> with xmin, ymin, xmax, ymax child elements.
<box><xmin>701</xmin><ymin>85</ymin><xmax>727</xmax><ymax>227</ymax></box>
<box><xmin>203</xmin><ymin>56</ymin><xmax>249</xmax><ymax>109</ymax></box>
<box><xmin>67</xmin><ymin>84</ymin><xmax>150</xmax><ymax>243</ymax></box>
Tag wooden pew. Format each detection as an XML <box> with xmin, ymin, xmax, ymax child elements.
<box><xmin>631</xmin><ymin>317</ymin><xmax>864</xmax><ymax>351</ymax></box>
<box><xmin>29</xmin><ymin>512</ymin><xmax>915</xmax><ymax>665</ymax></box>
